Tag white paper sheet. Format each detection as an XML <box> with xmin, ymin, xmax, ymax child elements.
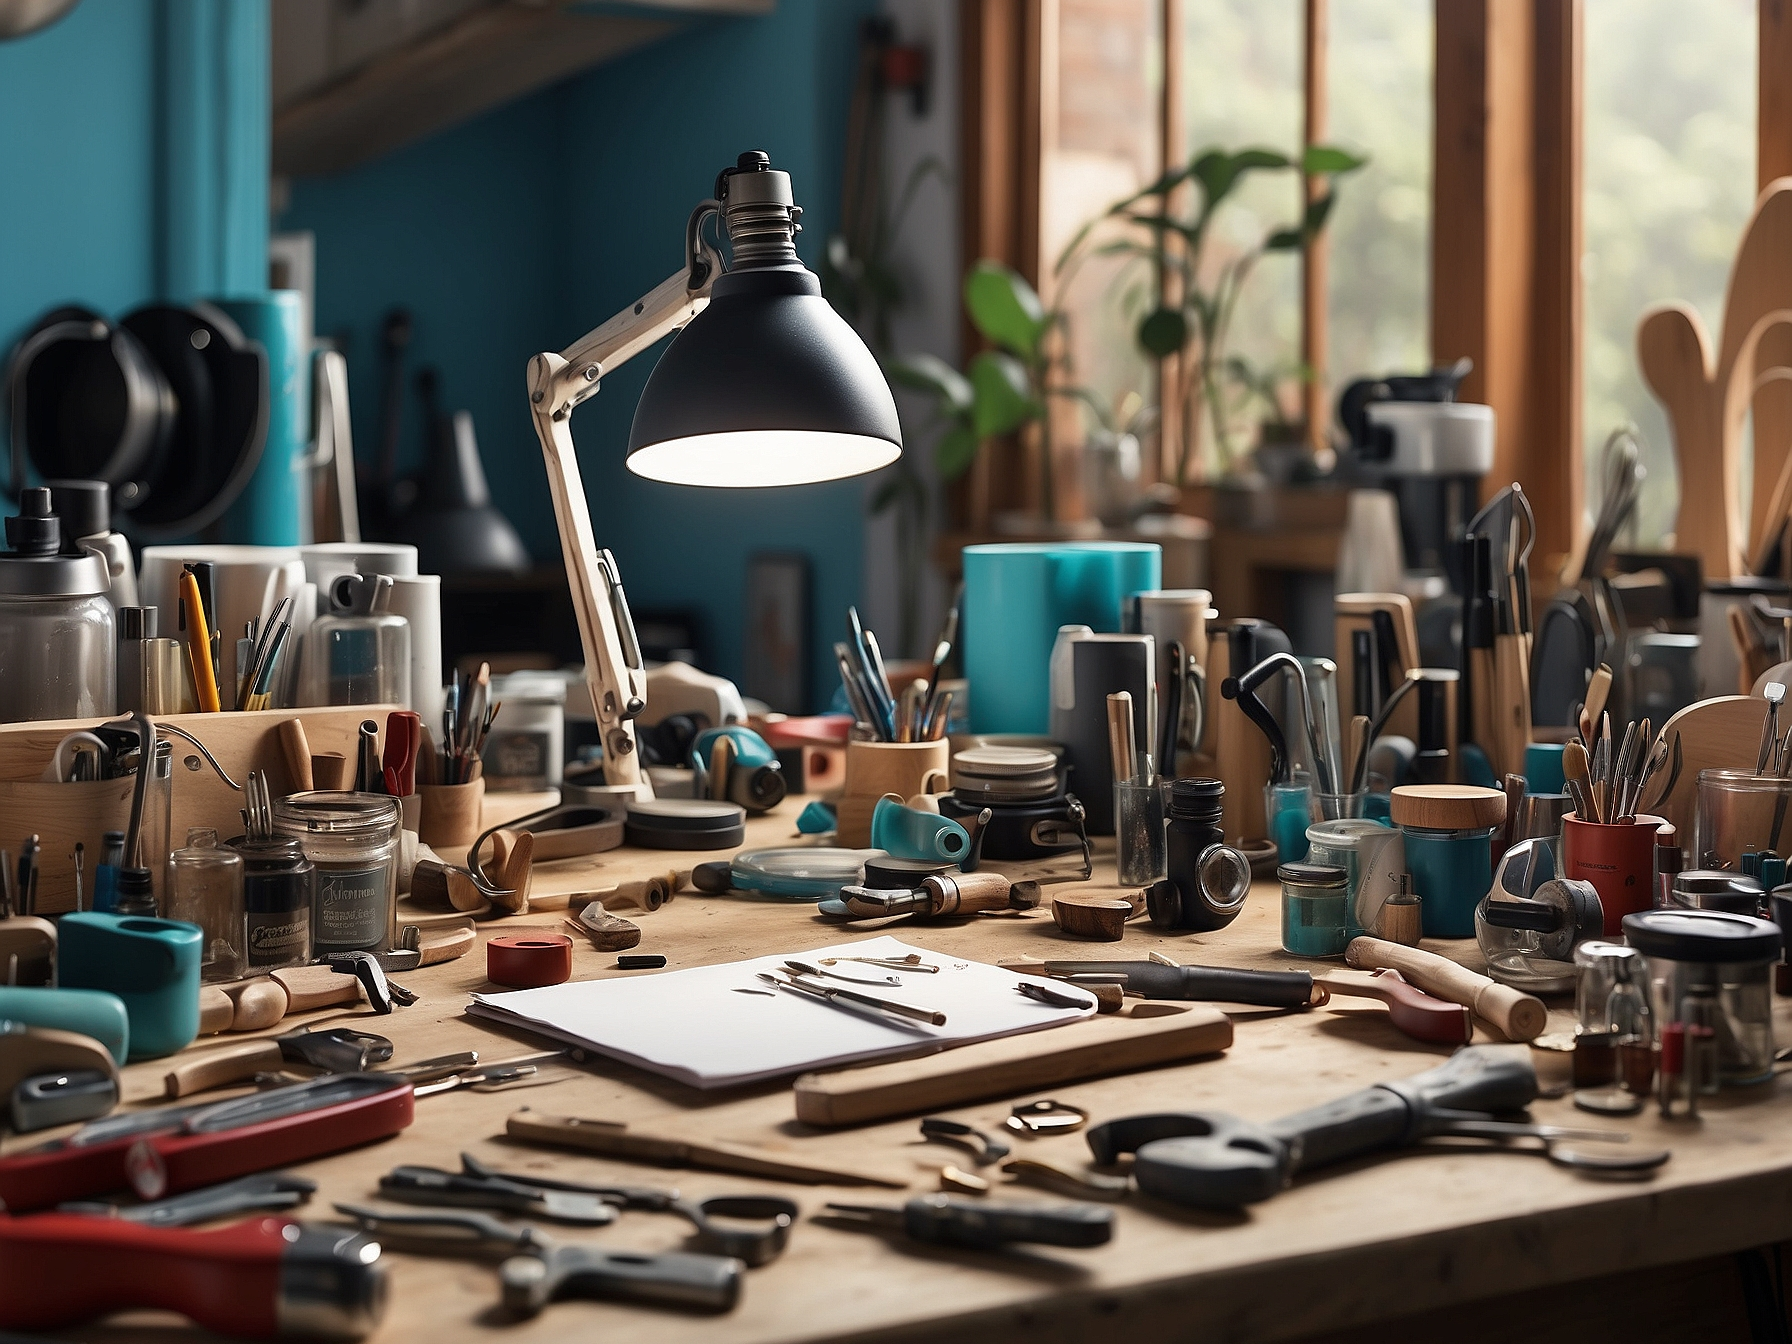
<box><xmin>465</xmin><ymin>934</ymin><xmax>1098</xmax><ymax>1089</ymax></box>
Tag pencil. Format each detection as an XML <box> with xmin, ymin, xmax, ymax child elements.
<box><xmin>181</xmin><ymin>567</ymin><xmax>222</xmax><ymax>712</ymax></box>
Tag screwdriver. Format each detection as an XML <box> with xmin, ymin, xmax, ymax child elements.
<box><xmin>823</xmin><ymin>1194</ymin><xmax>1114</xmax><ymax>1249</ymax></box>
<box><xmin>0</xmin><ymin>1214</ymin><xmax>388</xmax><ymax>1339</ymax></box>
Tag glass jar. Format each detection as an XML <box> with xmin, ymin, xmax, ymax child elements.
<box><xmin>231</xmin><ymin>835</ymin><xmax>314</xmax><ymax>970</ymax></box>
<box><xmin>1266</xmin><ymin>779</ymin><xmax>1313</xmax><ymax>862</ymax></box>
<box><xmin>1570</xmin><ymin>941</ymin><xmax>1649</xmax><ymax>1114</ymax></box>
<box><xmin>1390</xmin><ymin>785</ymin><xmax>1508</xmax><ymax>938</ymax></box>
<box><xmin>1279</xmin><ymin>861</ymin><xmax>1351</xmax><ymax>957</ymax></box>
<box><xmin>1157</xmin><ymin>778</ymin><xmax>1250</xmax><ymax>931</ymax></box>
<box><xmin>300</xmin><ymin>574</ymin><xmax>410</xmax><ymax>708</ymax></box>
<box><xmin>1623</xmin><ymin>908</ymin><xmax>1781</xmax><ymax>1085</ymax></box>
<box><xmin>1113</xmin><ymin>778</ymin><xmax>1167</xmax><ymax>886</ymax></box>
<box><xmin>166</xmin><ymin>827</ymin><xmax>245</xmax><ymax>982</ymax></box>
<box><xmin>482</xmin><ymin>672</ymin><xmax>567</xmax><ymax>791</ymax></box>
<box><xmin>274</xmin><ymin>791</ymin><xmax>400</xmax><ymax>956</ymax></box>
<box><xmin>1306</xmin><ymin>817</ymin><xmax>1404</xmax><ymax>939</ymax></box>
<box><xmin>0</xmin><ymin>488</ymin><xmax>116</xmax><ymax>723</ymax></box>
<box><xmin>1694</xmin><ymin>768</ymin><xmax>1792</xmax><ymax>870</ymax></box>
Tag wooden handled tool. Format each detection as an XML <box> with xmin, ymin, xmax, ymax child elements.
<box><xmin>1309</xmin><ymin>967</ymin><xmax>1472</xmax><ymax>1046</ymax></box>
<box><xmin>792</xmin><ymin>1005</ymin><xmax>1233</xmax><ymax>1126</ymax></box>
<box><xmin>278</xmin><ymin>718</ymin><xmax>314</xmax><ymax>793</ymax></box>
<box><xmin>506</xmin><ymin>1113</ymin><xmax>909</xmax><ymax>1187</ymax></box>
<box><xmin>1344</xmin><ymin>937</ymin><xmax>1547</xmax><ymax>1041</ymax></box>
<box><xmin>1107</xmin><ymin>691</ymin><xmax>1138</xmax><ymax>783</ymax></box>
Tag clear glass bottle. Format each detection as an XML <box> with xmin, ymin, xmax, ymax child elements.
<box><xmin>166</xmin><ymin>827</ymin><xmax>245</xmax><ymax>983</ymax></box>
<box><xmin>274</xmin><ymin>791</ymin><xmax>400</xmax><ymax>956</ymax></box>
<box><xmin>300</xmin><ymin>573</ymin><xmax>410</xmax><ymax>708</ymax></box>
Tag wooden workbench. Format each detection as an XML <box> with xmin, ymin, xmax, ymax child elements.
<box><xmin>31</xmin><ymin>795</ymin><xmax>1792</xmax><ymax>1344</ymax></box>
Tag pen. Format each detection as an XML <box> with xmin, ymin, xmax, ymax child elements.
<box><xmin>180</xmin><ymin>568</ymin><xmax>222</xmax><ymax>713</ymax></box>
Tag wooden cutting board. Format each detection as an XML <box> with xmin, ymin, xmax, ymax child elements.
<box><xmin>792</xmin><ymin>1003</ymin><xmax>1232</xmax><ymax>1127</ymax></box>
<box><xmin>1637</xmin><ymin>694</ymin><xmax>1766</xmax><ymax>838</ymax></box>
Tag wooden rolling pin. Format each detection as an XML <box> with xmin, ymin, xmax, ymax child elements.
<box><xmin>1344</xmin><ymin>936</ymin><xmax>1547</xmax><ymax>1041</ymax></box>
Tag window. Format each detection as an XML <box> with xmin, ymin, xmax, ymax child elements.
<box><xmin>1582</xmin><ymin>0</ymin><xmax>1755</xmax><ymax>545</ymax></box>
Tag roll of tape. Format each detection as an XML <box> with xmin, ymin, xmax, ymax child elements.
<box><xmin>487</xmin><ymin>934</ymin><xmax>574</xmax><ymax>989</ymax></box>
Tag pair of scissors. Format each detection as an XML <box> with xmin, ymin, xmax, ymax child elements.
<box><xmin>383</xmin><ymin>1154</ymin><xmax>796</xmax><ymax>1266</ymax></box>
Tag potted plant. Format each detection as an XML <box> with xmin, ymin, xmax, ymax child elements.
<box><xmin>888</xmin><ymin>259</ymin><xmax>1090</xmax><ymax>527</ymax></box>
<box><xmin>1062</xmin><ymin>143</ymin><xmax>1366</xmax><ymax>486</ymax></box>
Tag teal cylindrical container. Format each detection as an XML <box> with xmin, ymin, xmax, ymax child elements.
<box><xmin>57</xmin><ymin>912</ymin><xmax>203</xmax><ymax>1061</ymax></box>
<box><xmin>1266</xmin><ymin>780</ymin><xmax>1313</xmax><ymax>862</ymax></box>
<box><xmin>1525</xmin><ymin>742</ymin><xmax>1567</xmax><ymax>794</ymax></box>
<box><xmin>1390</xmin><ymin>784</ymin><xmax>1508</xmax><ymax>939</ymax></box>
<box><xmin>962</xmin><ymin>542</ymin><xmax>1161</xmax><ymax>734</ymax></box>
<box><xmin>218</xmin><ymin>291</ymin><xmax>311</xmax><ymax>546</ymax></box>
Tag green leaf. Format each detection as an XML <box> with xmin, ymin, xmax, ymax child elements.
<box><xmin>964</xmin><ymin>261</ymin><xmax>1047</xmax><ymax>355</ymax></box>
<box><xmin>1137</xmin><ymin>306</ymin><xmax>1189</xmax><ymax>357</ymax></box>
<box><xmin>1303</xmin><ymin>191</ymin><xmax>1338</xmax><ymax>233</ymax></box>
<box><xmin>935</xmin><ymin>423</ymin><xmax>980</xmax><ymax>480</ymax></box>
<box><xmin>968</xmin><ymin>350</ymin><xmax>1040</xmax><ymax>436</ymax></box>
<box><xmin>1301</xmin><ymin>143</ymin><xmax>1368</xmax><ymax>175</ymax></box>
<box><xmin>1263</xmin><ymin>227</ymin><xmax>1304</xmax><ymax>251</ymax></box>
<box><xmin>1230</xmin><ymin>147</ymin><xmax>1293</xmax><ymax>172</ymax></box>
<box><xmin>885</xmin><ymin>353</ymin><xmax>973</xmax><ymax>414</ymax></box>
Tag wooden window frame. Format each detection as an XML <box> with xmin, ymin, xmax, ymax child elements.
<box><xmin>959</xmin><ymin>0</ymin><xmax>1791</xmax><ymax>565</ymax></box>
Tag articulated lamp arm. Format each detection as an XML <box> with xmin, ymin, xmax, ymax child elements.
<box><xmin>525</xmin><ymin>204</ymin><xmax>724</xmax><ymax>791</ymax></box>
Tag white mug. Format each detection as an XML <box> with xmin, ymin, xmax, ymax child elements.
<box><xmin>299</xmin><ymin>542</ymin><xmax>419</xmax><ymax>585</ymax></box>
<box><xmin>138</xmin><ymin>545</ymin><xmax>307</xmax><ymax>700</ymax></box>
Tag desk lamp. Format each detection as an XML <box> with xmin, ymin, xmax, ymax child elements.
<box><xmin>527</xmin><ymin>151</ymin><xmax>902</xmax><ymax>794</ymax></box>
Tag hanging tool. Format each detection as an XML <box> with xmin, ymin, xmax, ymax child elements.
<box><xmin>333</xmin><ymin>1203</ymin><xmax>744</xmax><ymax>1315</ymax></box>
<box><xmin>820</xmin><ymin>1194</ymin><xmax>1113</xmax><ymax>1249</ymax></box>
<box><xmin>1222</xmin><ymin>652</ymin><xmax>1333</xmax><ymax>792</ymax></box>
<box><xmin>0</xmin><ymin>1213</ymin><xmax>388</xmax><ymax>1338</ymax></box>
<box><xmin>0</xmin><ymin>1073</ymin><xmax>415</xmax><ymax>1212</ymax></box>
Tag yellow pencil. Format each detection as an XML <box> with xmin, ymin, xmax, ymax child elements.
<box><xmin>180</xmin><ymin>568</ymin><xmax>222</xmax><ymax>712</ymax></box>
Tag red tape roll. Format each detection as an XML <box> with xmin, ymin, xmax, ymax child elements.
<box><xmin>487</xmin><ymin>934</ymin><xmax>574</xmax><ymax>988</ymax></box>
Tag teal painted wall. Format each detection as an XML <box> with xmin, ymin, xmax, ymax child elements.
<box><xmin>0</xmin><ymin>0</ymin><xmax>269</xmax><ymax>349</ymax></box>
<box><xmin>279</xmin><ymin>0</ymin><xmax>878</xmax><ymax>707</ymax></box>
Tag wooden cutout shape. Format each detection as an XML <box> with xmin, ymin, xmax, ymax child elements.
<box><xmin>1638</xmin><ymin>178</ymin><xmax>1792</xmax><ymax>579</ymax></box>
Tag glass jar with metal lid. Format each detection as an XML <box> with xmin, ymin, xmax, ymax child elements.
<box><xmin>230</xmin><ymin>834</ymin><xmax>314</xmax><ymax>970</ymax></box>
<box><xmin>0</xmin><ymin>487</ymin><xmax>115</xmax><ymax>722</ymax></box>
<box><xmin>273</xmin><ymin>791</ymin><xmax>400</xmax><ymax>956</ymax></box>
<box><xmin>1623</xmin><ymin>908</ymin><xmax>1781</xmax><ymax>1084</ymax></box>
<box><xmin>1279</xmin><ymin>861</ymin><xmax>1352</xmax><ymax>957</ymax></box>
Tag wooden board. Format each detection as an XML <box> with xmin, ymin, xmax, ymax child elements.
<box><xmin>792</xmin><ymin>1003</ymin><xmax>1232</xmax><ymax>1127</ymax></box>
<box><xmin>12</xmin><ymin>799</ymin><xmax>1792</xmax><ymax>1344</ymax></box>
<box><xmin>0</xmin><ymin>707</ymin><xmax>393</xmax><ymax>911</ymax></box>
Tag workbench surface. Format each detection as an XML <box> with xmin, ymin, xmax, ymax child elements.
<box><xmin>30</xmin><ymin>796</ymin><xmax>1792</xmax><ymax>1344</ymax></box>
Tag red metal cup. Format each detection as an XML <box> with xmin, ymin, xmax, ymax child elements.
<box><xmin>1560</xmin><ymin>812</ymin><xmax>1665</xmax><ymax>934</ymax></box>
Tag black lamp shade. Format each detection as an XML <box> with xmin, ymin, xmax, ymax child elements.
<box><xmin>626</xmin><ymin>268</ymin><xmax>902</xmax><ymax>487</ymax></box>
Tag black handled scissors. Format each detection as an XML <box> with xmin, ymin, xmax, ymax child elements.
<box><xmin>457</xmin><ymin>1153</ymin><xmax>796</xmax><ymax>1266</ymax></box>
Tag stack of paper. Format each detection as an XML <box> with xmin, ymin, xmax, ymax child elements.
<box><xmin>466</xmin><ymin>935</ymin><xmax>1098</xmax><ymax>1089</ymax></box>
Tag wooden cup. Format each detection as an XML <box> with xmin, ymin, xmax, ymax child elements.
<box><xmin>837</xmin><ymin>741</ymin><xmax>949</xmax><ymax>846</ymax></box>
<box><xmin>419</xmin><ymin>778</ymin><xmax>485</xmax><ymax>849</ymax></box>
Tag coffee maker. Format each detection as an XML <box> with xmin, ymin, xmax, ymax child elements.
<box><xmin>1338</xmin><ymin>359</ymin><xmax>1495</xmax><ymax>597</ymax></box>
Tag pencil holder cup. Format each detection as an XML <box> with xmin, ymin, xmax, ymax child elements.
<box><xmin>871</xmin><ymin>794</ymin><xmax>971</xmax><ymax>863</ymax></box>
<box><xmin>837</xmin><ymin>740</ymin><xmax>949</xmax><ymax>846</ymax></box>
<box><xmin>1694</xmin><ymin>769</ymin><xmax>1792</xmax><ymax>873</ymax></box>
<box><xmin>1114</xmin><ymin>779</ymin><xmax>1168</xmax><ymax>885</ymax></box>
<box><xmin>1560</xmin><ymin>811</ymin><xmax>1664</xmax><ymax>934</ymax></box>
<box><xmin>419</xmin><ymin>779</ymin><xmax>484</xmax><ymax>849</ymax></box>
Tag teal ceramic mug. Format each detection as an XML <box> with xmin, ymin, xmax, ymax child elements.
<box><xmin>57</xmin><ymin>912</ymin><xmax>203</xmax><ymax>1061</ymax></box>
